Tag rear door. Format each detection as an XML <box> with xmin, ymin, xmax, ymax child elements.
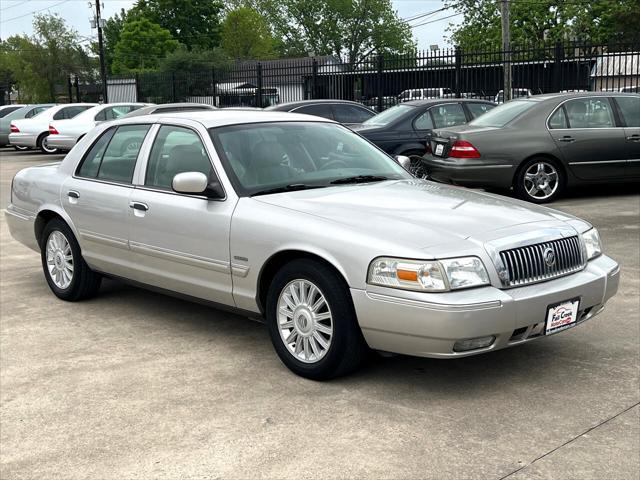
<box><xmin>549</xmin><ymin>97</ymin><xmax>627</xmax><ymax>179</ymax></box>
<box><xmin>612</xmin><ymin>95</ymin><xmax>640</xmax><ymax>177</ymax></box>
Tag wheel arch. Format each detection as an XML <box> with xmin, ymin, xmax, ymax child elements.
<box><xmin>34</xmin><ymin>206</ymin><xmax>79</xmax><ymax>249</ymax></box>
<box><xmin>256</xmin><ymin>249</ymin><xmax>350</xmax><ymax>315</ymax></box>
<box><xmin>513</xmin><ymin>152</ymin><xmax>568</xmax><ymax>186</ymax></box>
<box><xmin>392</xmin><ymin>143</ymin><xmax>427</xmax><ymax>156</ymax></box>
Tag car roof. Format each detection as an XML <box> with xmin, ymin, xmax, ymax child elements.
<box><xmin>117</xmin><ymin>109</ymin><xmax>336</xmax><ymax>128</ymax></box>
<box><xmin>403</xmin><ymin>98</ymin><xmax>496</xmax><ymax>107</ymax></box>
<box><xmin>266</xmin><ymin>99</ymin><xmax>372</xmax><ymax>111</ymax></box>
<box><xmin>521</xmin><ymin>91</ymin><xmax>639</xmax><ymax>102</ymax></box>
<box><xmin>125</xmin><ymin>103</ymin><xmax>216</xmax><ymax>117</ymax></box>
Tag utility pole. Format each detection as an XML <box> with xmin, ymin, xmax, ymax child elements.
<box><xmin>92</xmin><ymin>1</ymin><xmax>108</xmax><ymax>103</ymax></box>
<box><xmin>500</xmin><ymin>0</ymin><xmax>512</xmax><ymax>102</ymax></box>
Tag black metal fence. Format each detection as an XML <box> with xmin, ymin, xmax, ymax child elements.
<box><xmin>88</xmin><ymin>41</ymin><xmax>640</xmax><ymax>108</ymax></box>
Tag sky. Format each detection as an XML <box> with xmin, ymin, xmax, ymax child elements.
<box><xmin>0</xmin><ymin>0</ymin><xmax>462</xmax><ymax>52</ymax></box>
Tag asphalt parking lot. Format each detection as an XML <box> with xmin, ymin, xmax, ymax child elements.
<box><xmin>0</xmin><ymin>147</ymin><xmax>638</xmax><ymax>479</ymax></box>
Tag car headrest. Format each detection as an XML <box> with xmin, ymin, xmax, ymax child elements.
<box><xmin>251</xmin><ymin>141</ymin><xmax>288</xmax><ymax>167</ymax></box>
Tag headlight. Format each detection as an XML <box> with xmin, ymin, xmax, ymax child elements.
<box><xmin>582</xmin><ymin>228</ymin><xmax>602</xmax><ymax>260</ymax></box>
<box><xmin>368</xmin><ymin>256</ymin><xmax>489</xmax><ymax>292</ymax></box>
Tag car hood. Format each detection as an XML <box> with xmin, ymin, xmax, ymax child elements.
<box><xmin>253</xmin><ymin>180</ymin><xmax>580</xmax><ymax>250</ymax></box>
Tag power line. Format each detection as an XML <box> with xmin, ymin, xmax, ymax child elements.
<box><xmin>1</xmin><ymin>1</ymin><xmax>29</xmax><ymax>12</ymax></box>
<box><xmin>410</xmin><ymin>12</ymin><xmax>463</xmax><ymax>28</ymax></box>
<box><xmin>0</xmin><ymin>0</ymin><xmax>71</xmax><ymax>23</ymax></box>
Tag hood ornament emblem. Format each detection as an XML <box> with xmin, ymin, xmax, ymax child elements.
<box><xmin>543</xmin><ymin>247</ymin><xmax>556</xmax><ymax>267</ymax></box>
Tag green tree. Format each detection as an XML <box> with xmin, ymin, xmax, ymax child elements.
<box><xmin>158</xmin><ymin>46</ymin><xmax>231</xmax><ymax>72</ymax></box>
<box><xmin>101</xmin><ymin>8</ymin><xmax>134</xmax><ymax>74</ymax></box>
<box><xmin>2</xmin><ymin>14</ymin><xmax>94</xmax><ymax>102</ymax></box>
<box><xmin>239</xmin><ymin>0</ymin><xmax>415</xmax><ymax>63</ymax></box>
<box><xmin>132</xmin><ymin>0</ymin><xmax>224</xmax><ymax>50</ymax></box>
<box><xmin>112</xmin><ymin>18</ymin><xmax>180</xmax><ymax>74</ymax></box>
<box><xmin>221</xmin><ymin>7</ymin><xmax>276</xmax><ymax>59</ymax></box>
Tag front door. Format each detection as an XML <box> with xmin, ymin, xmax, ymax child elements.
<box><xmin>62</xmin><ymin>124</ymin><xmax>151</xmax><ymax>276</ymax></box>
<box><xmin>550</xmin><ymin>97</ymin><xmax>627</xmax><ymax>179</ymax></box>
<box><xmin>127</xmin><ymin>124</ymin><xmax>236</xmax><ymax>305</ymax></box>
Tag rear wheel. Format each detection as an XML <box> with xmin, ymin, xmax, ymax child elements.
<box><xmin>41</xmin><ymin>219</ymin><xmax>101</xmax><ymax>301</ymax></box>
<box><xmin>266</xmin><ymin>259</ymin><xmax>368</xmax><ymax>380</ymax></box>
<box><xmin>13</xmin><ymin>145</ymin><xmax>29</xmax><ymax>151</ymax></box>
<box><xmin>38</xmin><ymin>133</ymin><xmax>58</xmax><ymax>154</ymax></box>
<box><xmin>400</xmin><ymin>150</ymin><xmax>429</xmax><ymax>179</ymax></box>
<box><xmin>514</xmin><ymin>158</ymin><xmax>564</xmax><ymax>203</ymax></box>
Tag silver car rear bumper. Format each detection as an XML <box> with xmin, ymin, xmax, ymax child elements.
<box><xmin>4</xmin><ymin>205</ymin><xmax>39</xmax><ymax>252</ymax></box>
<box><xmin>8</xmin><ymin>132</ymin><xmax>39</xmax><ymax>149</ymax></box>
<box><xmin>45</xmin><ymin>134</ymin><xmax>78</xmax><ymax>151</ymax></box>
<box><xmin>353</xmin><ymin>254</ymin><xmax>620</xmax><ymax>358</ymax></box>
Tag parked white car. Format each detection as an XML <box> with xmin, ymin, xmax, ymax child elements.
<box><xmin>398</xmin><ymin>88</ymin><xmax>455</xmax><ymax>102</ymax></box>
<box><xmin>9</xmin><ymin>103</ymin><xmax>97</xmax><ymax>153</ymax></box>
<box><xmin>47</xmin><ymin>103</ymin><xmax>148</xmax><ymax>152</ymax></box>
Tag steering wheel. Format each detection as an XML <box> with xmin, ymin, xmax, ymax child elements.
<box><xmin>320</xmin><ymin>159</ymin><xmax>349</xmax><ymax>170</ymax></box>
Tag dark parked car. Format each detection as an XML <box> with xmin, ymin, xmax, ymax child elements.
<box><xmin>351</xmin><ymin>99</ymin><xmax>496</xmax><ymax>159</ymax></box>
<box><xmin>421</xmin><ymin>92</ymin><xmax>640</xmax><ymax>203</ymax></box>
<box><xmin>123</xmin><ymin>103</ymin><xmax>216</xmax><ymax>117</ymax></box>
<box><xmin>265</xmin><ymin>100</ymin><xmax>375</xmax><ymax>127</ymax></box>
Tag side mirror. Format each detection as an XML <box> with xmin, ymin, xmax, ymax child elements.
<box><xmin>172</xmin><ymin>171</ymin><xmax>225</xmax><ymax>199</ymax></box>
<box><xmin>395</xmin><ymin>155</ymin><xmax>412</xmax><ymax>170</ymax></box>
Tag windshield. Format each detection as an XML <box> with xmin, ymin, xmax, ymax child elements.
<box><xmin>362</xmin><ymin>104</ymin><xmax>414</xmax><ymax>126</ymax></box>
<box><xmin>210</xmin><ymin>121</ymin><xmax>410</xmax><ymax>196</ymax></box>
<box><xmin>469</xmin><ymin>100</ymin><xmax>536</xmax><ymax>127</ymax></box>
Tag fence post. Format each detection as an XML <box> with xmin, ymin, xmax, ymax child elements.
<box><xmin>455</xmin><ymin>47</ymin><xmax>462</xmax><ymax>98</ymax></box>
<box><xmin>211</xmin><ymin>68</ymin><xmax>217</xmax><ymax>107</ymax></box>
<box><xmin>256</xmin><ymin>62</ymin><xmax>263</xmax><ymax>108</ymax></box>
<box><xmin>377</xmin><ymin>55</ymin><xmax>384</xmax><ymax>112</ymax></box>
<box><xmin>171</xmin><ymin>72</ymin><xmax>177</xmax><ymax>102</ymax></box>
<box><xmin>74</xmin><ymin>75</ymin><xmax>80</xmax><ymax>102</ymax></box>
<box><xmin>553</xmin><ymin>41</ymin><xmax>563</xmax><ymax>93</ymax></box>
<box><xmin>311</xmin><ymin>58</ymin><xmax>318</xmax><ymax>99</ymax></box>
<box><xmin>134</xmin><ymin>73</ymin><xmax>140</xmax><ymax>102</ymax></box>
<box><xmin>67</xmin><ymin>75</ymin><xmax>73</xmax><ymax>102</ymax></box>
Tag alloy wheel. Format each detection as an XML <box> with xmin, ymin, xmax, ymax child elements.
<box><xmin>41</xmin><ymin>137</ymin><xmax>58</xmax><ymax>154</ymax></box>
<box><xmin>46</xmin><ymin>230</ymin><xmax>74</xmax><ymax>289</ymax></box>
<box><xmin>277</xmin><ymin>279</ymin><xmax>333</xmax><ymax>364</ymax></box>
<box><xmin>523</xmin><ymin>161</ymin><xmax>559</xmax><ymax>200</ymax></box>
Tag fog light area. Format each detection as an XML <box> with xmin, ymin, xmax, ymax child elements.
<box><xmin>453</xmin><ymin>335</ymin><xmax>496</xmax><ymax>352</ymax></box>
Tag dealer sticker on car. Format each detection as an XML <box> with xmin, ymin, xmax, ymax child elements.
<box><xmin>435</xmin><ymin>143</ymin><xmax>444</xmax><ymax>156</ymax></box>
<box><xmin>546</xmin><ymin>298</ymin><xmax>580</xmax><ymax>335</ymax></box>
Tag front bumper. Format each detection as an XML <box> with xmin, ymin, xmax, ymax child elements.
<box><xmin>352</xmin><ymin>254</ymin><xmax>620</xmax><ymax>358</ymax></box>
<box><xmin>422</xmin><ymin>154</ymin><xmax>515</xmax><ymax>188</ymax></box>
<box><xmin>8</xmin><ymin>132</ymin><xmax>39</xmax><ymax>149</ymax></box>
<box><xmin>45</xmin><ymin>134</ymin><xmax>77</xmax><ymax>151</ymax></box>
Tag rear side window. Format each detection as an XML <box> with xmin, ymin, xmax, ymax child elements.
<box><xmin>294</xmin><ymin>104</ymin><xmax>334</xmax><ymax>120</ymax></box>
<box><xmin>430</xmin><ymin>103</ymin><xmax>467</xmax><ymax>129</ymax></box>
<box><xmin>564</xmin><ymin>98</ymin><xmax>615</xmax><ymax>128</ymax></box>
<box><xmin>467</xmin><ymin>103</ymin><xmax>495</xmax><ymax>118</ymax></box>
<box><xmin>76</xmin><ymin>124</ymin><xmax>150</xmax><ymax>183</ymax></box>
<box><xmin>548</xmin><ymin>106</ymin><xmax>568</xmax><ymax>129</ymax></box>
<box><xmin>615</xmin><ymin>96</ymin><xmax>640</xmax><ymax>127</ymax></box>
<box><xmin>332</xmin><ymin>105</ymin><xmax>374</xmax><ymax>124</ymax></box>
<box><xmin>145</xmin><ymin>126</ymin><xmax>212</xmax><ymax>190</ymax></box>
<box><xmin>414</xmin><ymin>110</ymin><xmax>434</xmax><ymax>130</ymax></box>
<box><xmin>95</xmin><ymin>105</ymin><xmax>137</xmax><ymax>121</ymax></box>
<box><xmin>53</xmin><ymin>106</ymin><xmax>91</xmax><ymax>120</ymax></box>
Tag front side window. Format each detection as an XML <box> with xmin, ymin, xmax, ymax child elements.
<box><xmin>467</xmin><ymin>102</ymin><xmax>495</xmax><ymax>118</ymax></box>
<box><xmin>614</xmin><ymin>96</ymin><xmax>640</xmax><ymax>127</ymax></box>
<box><xmin>564</xmin><ymin>98</ymin><xmax>615</xmax><ymax>128</ymax></box>
<box><xmin>76</xmin><ymin>124</ymin><xmax>150</xmax><ymax>183</ymax></box>
<box><xmin>145</xmin><ymin>126</ymin><xmax>213</xmax><ymax>190</ymax></box>
<box><xmin>430</xmin><ymin>103</ymin><xmax>467</xmax><ymax>129</ymax></box>
<box><xmin>332</xmin><ymin>105</ymin><xmax>374</xmax><ymax>124</ymax></box>
<box><xmin>211</xmin><ymin>122</ymin><xmax>410</xmax><ymax>196</ymax></box>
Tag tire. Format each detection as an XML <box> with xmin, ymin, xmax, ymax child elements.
<box><xmin>40</xmin><ymin>219</ymin><xmax>101</xmax><ymax>301</ymax></box>
<box><xmin>13</xmin><ymin>145</ymin><xmax>29</xmax><ymax>151</ymax></box>
<box><xmin>266</xmin><ymin>259</ymin><xmax>368</xmax><ymax>380</ymax></box>
<box><xmin>514</xmin><ymin>157</ymin><xmax>565</xmax><ymax>204</ymax></box>
<box><xmin>38</xmin><ymin>133</ymin><xmax>58</xmax><ymax>154</ymax></box>
<box><xmin>399</xmin><ymin>150</ymin><xmax>429</xmax><ymax>179</ymax></box>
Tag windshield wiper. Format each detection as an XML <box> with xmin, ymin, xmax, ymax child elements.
<box><xmin>251</xmin><ymin>184</ymin><xmax>326</xmax><ymax>197</ymax></box>
<box><xmin>330</xmin><ymin>175</ymin><xmax>389</xmax><ymax>185</ymax></box>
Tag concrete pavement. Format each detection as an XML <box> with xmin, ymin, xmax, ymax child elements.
<box><xmin>1</xmin><ymin>148</ymin><xmax>638</xmax><ymax>479</ymax></box>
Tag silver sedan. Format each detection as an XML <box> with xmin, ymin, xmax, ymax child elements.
<box><xmin>5</xmin><ymin>111</ymin><xmax>620</xmax><ymax>379</ymax></box>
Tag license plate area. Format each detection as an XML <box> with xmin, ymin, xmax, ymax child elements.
<box><xmin>545</xmin><ymin>298</ymin><xmax>580</xmax><ymax>335</ymax></box>
<box><xmin>434</xmin><ymin>143</ymin><xmax>445</xmax><ymax>156</ymax></box>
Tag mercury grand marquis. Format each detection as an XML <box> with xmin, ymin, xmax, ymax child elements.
<box><xmin>5</xmin><ymin>111</ymin><xmax>620</xmax><ymax>379</ymax></box>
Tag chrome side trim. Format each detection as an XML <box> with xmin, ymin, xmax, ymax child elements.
<box><xmin>79</xmin><ymin>230</ymin><xmax>128</xmax><ymax>248</ymax></box>
<box><xmin>568</xmin><ymin>160</ymin><xmax>627</xmax><ymax>165</ymax></box>
<box><xmin>365</xmin><ymin>291</ymin><xmax>502</xmax><ymax>312</ymax></box>
<box><xmin>231</xmin><ymin>263</ymin><xmax>250</xmax><ymax>277</ymax></box>
<box><xmin>130</xmin><ymin>241</ymin><xmax>231</xmax><ymax>273</ymax></box>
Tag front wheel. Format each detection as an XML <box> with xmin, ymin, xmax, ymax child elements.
<box><xmin>514</xmin><ymin>158</ymin><xmax>564</xmax><ymax>203</ymax></box>
<box><xmin>266</xmin><ymin>259</ymin><xmax>368</xmax><ymax>380</ymax></box>
<box><xmin>41</xmin><ymin>219</ymin><xmax>102</xmax><ymax>301</ymax></box>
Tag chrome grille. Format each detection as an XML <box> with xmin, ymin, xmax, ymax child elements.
<box><xmin>500</xmin><ymin>236</ymin><xmax>585</xmax><ymax>287</ymax></box>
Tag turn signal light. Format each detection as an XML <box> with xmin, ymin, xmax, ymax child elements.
<box><xmin>449</xmin><ymin>140</ymin><xmax>481</xmax><ymax>158</ymax></box>
<box><xmin>49</xmin><ymin>125</ymin><xmax>59</xmax><ymax>134</ymax></box>
<box><xmin>10</xmin><ymin>124</ymin><xmax>19</xmax><ymax>133</ymax></box>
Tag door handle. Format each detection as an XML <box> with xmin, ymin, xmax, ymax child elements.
<box><xmin>558</xmin><ymin>136</ymin><xmax>575</xmax><ymax>143</ymax></box>
<box><xmin>67</xmin><ymin>190</ymin><xmax>79</xmax><ymax>199</ymax></box>
<box><xmin>129</xmin><ymin>201</ymin><xmax>149</xmax><ymax>212</ymax></box>
<box><xmin>626</xmin><ymin>134</ymin><xmax>640</xmax><ymax>141</ymax></box>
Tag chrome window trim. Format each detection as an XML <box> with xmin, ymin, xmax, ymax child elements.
<box><xmin>134</xmin><ymin>121</ymin><xmax>228</xmax><ymax>202</ymax></box>
<box><xmin>545</xmin><ymin>95</ymin><xmax>632</xmax><ymax>131</ymax></box>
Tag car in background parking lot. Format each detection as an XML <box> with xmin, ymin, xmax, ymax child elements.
<box><xmin>47</xmin><ymin>103</ymin><xmax>148</xmax><ymax>152</ymax></box>
<box><xmin>0</xmin><ymin>104</ymin><xmax>55</xmax><ymax>149</ymax></box>
<box><xmin>421</xmin><ymin>92</ymin><xmax>640</xmax><ymax>203</ymax></box>
<box><xmin>123</xmin><ymin>103</ymin><xmax>216</xmax><ymax>117</ymax></box>
<box><xmin>0</xmin><ymin>105</ymin><xmax>25</xmax><ymax>118</ymax></box>
<box><xmin>495</xmin><ymin>88</ymin><xmax>533</xmax><ymax>104</ymax></box>
<box><xmin>265</xmin><ymin>100</ymin><xmax>375</xmax><ymax>127</ymax></box>
<box><xmin>9</xmin><ymin>103</ymin><xmax>96</xmax><ymax>153</ymax></box>
<box><xmin>398</xmin><ymin>88</ymin><xmax>455</xmax><ymax>102</ymax></box>
<box><xmin>352</xmin><ymin>99</ymin><xmax>496</xmax><ymax>163</ymax></box>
